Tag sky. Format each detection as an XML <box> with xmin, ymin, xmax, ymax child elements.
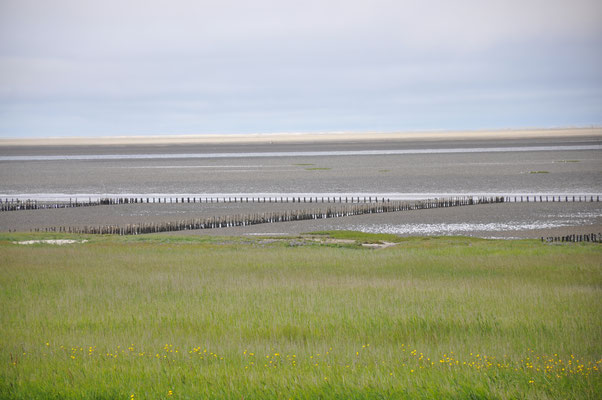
<box><xmin>0</xmin><ymin>0</ymin><xmax>601</xmax><ymax>138</ymax></box>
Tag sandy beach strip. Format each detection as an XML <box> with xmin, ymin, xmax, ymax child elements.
<box><xmin>1</xmin><ymin>127</ymin><xmax>600</xmax><ymax>147</ymax></box>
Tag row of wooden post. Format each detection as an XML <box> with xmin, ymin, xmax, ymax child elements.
<box><xmin>505</xmin><ymin>195</ymin><xmax>600</xmax><ymax>203</ymax></box>
<box><xmin>541</xmin><ymin>233</ymin><xmax>601</xmax><ymax>243</ymax></box>
<box><xmin>2</xmin><ymin>194</ymin><xmax>601</xmax><ymax>212</ymax></box>
<box><xmin>35</xmin><ymin>196</ymin><xmax>508</xmax><ymax>235</ymax></box>
<box><xmin>0</xmin><ymin>198</ymin><xmax>96</xmax><ymax>211</ymax></box>
<box><xmin>4</xmin><ymin>196</ymin><xmax>389</xmax><ymax>211</ymax></box>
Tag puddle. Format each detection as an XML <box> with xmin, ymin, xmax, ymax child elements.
<box><xmin>343</xmin><ymin>221</ymin><xmax>594</xmax><ymax>236</ymax></box>
<box><xmin>13</xmin><ymin>240</ymin><xmax>89</xmax><ymax>245</ymax></box>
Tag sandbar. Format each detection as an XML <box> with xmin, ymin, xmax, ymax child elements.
<box><xmin>1</xmin><ymin>127</ymin><xmax>600</xmax><ymax>147</ymax></box>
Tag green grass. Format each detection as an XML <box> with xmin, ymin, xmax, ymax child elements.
<box><xmin>0</xmin><ymin>233</ymin><xmax>600</xmax><ymax>399</ymax></box>
<box><xmin>291</xmin><ymin>162</ymin><xmax>331</xmax><ymax>170</ymax></box>
<box><xmin>307</xmin><ymin>230</ymin><xmax>407</xmax><ymax>243</ymax></box>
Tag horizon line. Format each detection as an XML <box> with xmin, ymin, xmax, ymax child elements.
<box><xmin>0</xmin><ymin>126</ymin><xmax>601</xmax><ymax>146</ymax></box>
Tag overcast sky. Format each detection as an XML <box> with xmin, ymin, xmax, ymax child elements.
<box><xmin>0</xmin><ymin>0</ymin><xmax>601</xmax><ymax>137</ymax></box>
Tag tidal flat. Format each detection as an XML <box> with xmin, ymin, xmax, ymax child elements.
<box><xmin>1</xmin><ymin>133</ymin><xmax>601</xmax><ymax>197</ymax></box>
<box><xmin>0</xmin><ymin>132</ymin><xmax>601</xmax><ymax>237</ymax></box>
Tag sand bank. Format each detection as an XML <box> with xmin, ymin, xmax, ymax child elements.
<box><xmin>1</xmin><ymin>127</ymin><xmax>600</xmax><ymax>147</ymax></box>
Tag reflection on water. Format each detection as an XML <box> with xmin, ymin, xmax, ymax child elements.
<box><xmin>349</xmin><ymin>222</ymin><xmax>567</xmax><ymax>235</ymax></box>
<box><xmin>1</xmin><ymin>144</ymin><xmax>600</xmax><ymax>161</ymax></box>
<box><xmin>344</xmin><ymin>211</ymin><xmax>601</xmax><ymax>236</ymax></box>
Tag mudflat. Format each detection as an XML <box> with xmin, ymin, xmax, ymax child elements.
<box><xmin>0</xmin><ymin>129</ymin><xmax>600</xmax><ymax>238</ymax></box>
<box><xmin>0</xmin><ymin>135</ymin><xmax>600</xmax><ymax>196</ymax></box>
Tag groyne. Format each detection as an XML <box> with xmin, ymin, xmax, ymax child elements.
<box><xmin>2</xmin><ymin>194</ymin><xmax>600</xmax><ymax>212</ymax></box>
<box><xmin>33</xmin><ymin>196</ymin><xmax>505</xmax><ymax>235</ymax></box>
<box><xmin>541</xmin><ymin>233</ymin><xmax>601</xmax><ymax>243</ymax></box>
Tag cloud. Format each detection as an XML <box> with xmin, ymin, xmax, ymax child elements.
<box><xmin>0</xmin><ymin>0</ymin><xmax>601</xmax><ymax>136</ymax></box>
<box><xmin>2</xmin><ymin>0</ymin><xmax>600</xmax><ymax>56</ymax></box>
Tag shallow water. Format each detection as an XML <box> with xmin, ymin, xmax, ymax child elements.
<box><xmin>346</xmin><ymin>221</ymin><xmax>589</xmax><ymax>236</ymax></box>
<box><xmin>1</xmin><ymin>144</ymin><xmax>600</xmax><ymax>161</ymax></box>
<box><xmin>310</xmin><ymin>204</ymin><xmax>602</xmax><ymax>237</ymax></box>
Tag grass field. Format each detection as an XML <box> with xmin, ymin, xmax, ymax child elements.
<box><xmin>0</xmin><ymin>232</ymin><xmax>600</xmax><ymax>399</ymax></box>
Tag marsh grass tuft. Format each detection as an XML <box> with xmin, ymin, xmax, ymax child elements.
<box><xmin>306</xmin><ymin>230</ymin><xmax>407</xmax><ymax>243</ymax></box>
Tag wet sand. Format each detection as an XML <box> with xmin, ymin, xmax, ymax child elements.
<box><xmin>154</xmin><ymin>202</ymin><xmax>601</xmax><ymax>239</ymax></box>
<box><xmin>1</xmin><ymin>201</ymin><xmax>600</xmax><ymax>239</ymax></box>
<box><xmin>0</xmin><ymin>137</ymin><xmax>600</xmax><ymax>196</ymax></box>
<box><xmin>0</xmin><ymin>202</ymin><xmax>326</xmax><ymax>232</ymax></box>
<box><xmin>0</xmin><ymin>130</ymin><xmax>600</xmax><ymax>238</ymax></box>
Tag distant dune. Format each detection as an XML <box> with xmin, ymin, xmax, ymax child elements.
<box><xmin>1</xmin><ymin>127</ymin><xmax>600</xmax><ymax>146</ymax></box>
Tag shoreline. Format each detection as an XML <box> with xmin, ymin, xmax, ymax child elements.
<box><xmin>1</xmin><ymin>127</ymin><xmax>600</xmax><ymax>146</ymax></box>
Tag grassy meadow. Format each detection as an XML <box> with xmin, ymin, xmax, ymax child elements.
<box><xmin>0</xmin><ymin>232</ymin><xmax>600</xmax><ymax>399</ymax></box>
